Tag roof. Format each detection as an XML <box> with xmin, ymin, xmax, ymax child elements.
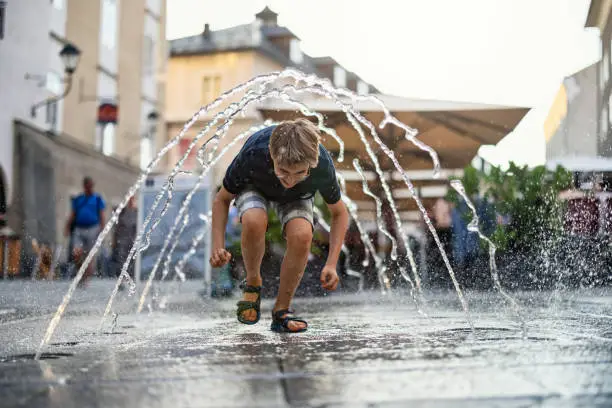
<box><xmin>171</xmin><ymin>23</ymin><xmax>320</xmax><ymax>74</ymax></box>
<box><xmin>310</xmin><ymin>57</ymin><xmax>380</xmax><ymax>92</ymax></box>
<box><xmin>259</xmin><ymin>94</ymin><xmax>529</xmax><ymax>212</ymax></box>
<box><xmin>311</xmin><ymin>56</ymin><xmax>337</xmax><ymax>65</ymax></box>
<box><xmin>170</xmin><ymin>23</ymin><xmax>316</xmax><ymax>74</ymax></box>
<box><xmin>585</xmin><ymin>0</ymin><xmax>601</xmax><ymax>28</ymax></box>
<box><xmin>260</xmin><ymin>93</ymin><xmax>528</xmax><ymax>113</ymax></box>
<box><xmin>255</xmin><ymin>6</ymin><xmax>278</xmax><ymax>20</ymax></box>
<box><xmin>259</xmin><ymin>94</ymin><xmax>529</xmax><ymax>168</ymax></box>
<box><xmin>261</xmin><ymin>25</ymin><xmax>298</xmax><ymax>39</ymax></box>
<box><xmin>170</xmin><ymin>18</ymin><xmax>376</xmax><ymax>91</ymax></box>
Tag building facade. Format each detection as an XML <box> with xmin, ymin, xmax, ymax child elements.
<box><xmin>165</xmin><ymin>7</ymin><xmax>377</xmax><ymax>187</ymax></box>
<box><xmin>0</xmin><ymin>0</ymin><xmax>167</xmax><ymax>245</ymax></box>
<box><xmin>61</xmin><ymin>0</ymin><xmax>167</xmax><ymax>168</ymax></box>
<box><xmin>0</xmin><ymin>0</ymin><xmax>54</xmax><ymax>215</ymax></box>
<box><xmin>586</xmin><ymin>0</ymin><xmax>612</xmax><ymax>157</ymax></box>
<box><xmin>544</xmin><ymin>63</ymin><xmax>598</xmax><ymax>160</ymax></box>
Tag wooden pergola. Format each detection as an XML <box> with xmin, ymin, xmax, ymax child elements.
<box><xmin>259</xmin><ymin>94</ymin><xmax>529</xmax><ymax>222</ymax></box>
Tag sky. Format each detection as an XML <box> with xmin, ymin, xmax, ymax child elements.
<box><xmin>166</xmin><ymin>0</ymin><xmax>601</xmax><ymax>168</ymax></box>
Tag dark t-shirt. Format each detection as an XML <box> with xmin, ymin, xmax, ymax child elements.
<box><xmin>222</xmin><ymin>126</ymin><xmax>341</xmax><ymax>205</ymax></box>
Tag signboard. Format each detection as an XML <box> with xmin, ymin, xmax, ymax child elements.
<box><xmin>136</xmin><ymin>174</ymin><xmax>213</xmax><ymax>289</ymax></box>
<box><xmin>98</xmin><ymin>103</ymin><xmax>118</xmax><ymax>124</ymax></box>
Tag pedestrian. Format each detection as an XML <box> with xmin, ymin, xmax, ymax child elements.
<box><xmin>63</xmin><ymin>176</ymin><xmax>106</xmax><ymax>286</ymax></box>
<box><xmin>113</xmin><ymin>195</ymin><xmax>138</xmax><ymax>279</ymax></box>
<box><xmin>209</xmin><ymin>119</ymin><xmax>349</xmax><ymax>333</ymax></box>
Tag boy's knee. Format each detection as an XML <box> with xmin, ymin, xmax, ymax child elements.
<box><xmin>241</xmin><ymin>209</ymin><xmax>268</xmax><ymax>235</ymax></box>
<box><xmin>285</xmin><ymin>220</ymin><xmax>313</xmax><ymax>249</ymax></box>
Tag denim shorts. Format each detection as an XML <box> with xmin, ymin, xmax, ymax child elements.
<box><xmin>234</xmin><ymin>189</ymin><xmax>314</xmax><ymax>235</ymax></box>
<box><xmin>72</xmin><ymin>225</ymin><xmax>100</xmax><ymax>254</ymax></box>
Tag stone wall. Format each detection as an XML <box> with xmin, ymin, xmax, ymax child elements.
<box><xmin>9</xmin><ymin>120</ymin><xmax>141</xmax><ymax>250</ymax></box>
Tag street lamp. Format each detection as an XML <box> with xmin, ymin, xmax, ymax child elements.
<box><xmin>30</xmin><ymin>42</ymin><xmax>81</xmax><ymax>118</ymax></box>
<box><xmin>59</xmin><ymin>43</ymin><xmax>81</xmax><ymax>75</ymax></box>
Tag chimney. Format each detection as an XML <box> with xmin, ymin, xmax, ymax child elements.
<box><xmin>202</xmin><ymin>23</ymin><xmax>211</xmax><ymax>39</ymax></box>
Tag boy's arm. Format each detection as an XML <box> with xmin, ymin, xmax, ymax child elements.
<box><xmin>324</xmin><ymin>199</ymin><xmax>349</xmax><ymax>269</ymax></box>
<box><xmin>211</xmin><ymin>187</ymin><xmax>236</xmax><ymax>251</ymax></box>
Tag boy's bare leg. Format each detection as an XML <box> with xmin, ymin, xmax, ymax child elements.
<box><xmin>240</xmin><ymin>208</ymin><xmax>268</xmax><ymax>322</ymax></box>
<box><xmin>274</xmin><ymin>218</ymin><xmax>312</xmax><ymax>331</ymax></box>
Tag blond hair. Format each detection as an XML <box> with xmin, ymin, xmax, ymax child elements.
<box><xmin>269</xmin><ymin>118</ymin><xmax>320</xmax><ymax>167</ymax></box>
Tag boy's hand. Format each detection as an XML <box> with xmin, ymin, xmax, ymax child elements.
<box><xmin>320</xmin><ymin>266</ymin><xmax>339</xmax><ymax>291</ymax></box>
<box><xmin>210</xmin><ymin>248</ymin><xmax>231</xmax><ymax>268</ymax></box>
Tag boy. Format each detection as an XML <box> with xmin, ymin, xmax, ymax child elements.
<box><xmin>210</xmin><ymin>119</ymin><xmax>349</xmax><ymax>333</ymax></box>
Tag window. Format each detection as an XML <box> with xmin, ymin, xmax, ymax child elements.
<box><xmin>609</xmin><ymin>39</ymin><xmax>612</xmax><ymax>89</ymax></box>
<box><xmin>0</xmin><ymin>1</ymin><xmax>6</xmax><ymax>40</ymax></box>
<box><xmin>95</xmin><ymin>126</ymin><xmax>103</xmax><ymax>151</ymax></box>
<box><xmin>605</xmin><ymin>52</ymin><xmax>610</xmax><ymax>85</ymax></box>
<box><xmin>333</xmin><ymin>66</ymin><xmax>346</xmax><ymax>88</ymax></box>
<box><xmin>101</xmin><ymin>0</ymin><xmax>118</xmax><ymax>49</ymax></box>
<box><xmin>609</xmin><ymin>93</ymin><xmax>612</xmax><ymax>125</ymax></box>
<box><xmin>201</xmin><ymin>75</ymin><xmax>221</xmax><ymax>105</ymax></box>
<box><xmin>601</xmin><ymin>106</ymin><xmax>608</xmax><ymax>141</ymax></box>
<box><xmin>289</xmin><ymin>38</ymin><xmax>303</xmax><ymax>64</ymax></box>
<box><xmin>142</xmin><ymin>35</ymin><xmax>154</xmax><ymax>75</ymax></box>
<box><xmin>146</xmin><ymin>0</ymin><xmax>162</xmax><ymax>15</ymax></box>
<box><xmin>140</xmin><ymin>138</ymin><xmax>152</xmax><ymax>170</ymax></box>
<box><xmin>46</xmin><ymin>101</ymin><xmax>58</xmax><ymax>129</ymax></box>
<box><xmin>601</xmin><ymin>57</ymin><xmax>607</xmax><ymax>92</ymax></box>
<box><xmin>357</xmin><ymin>81</ymin><xmax>369</xmax><ymax>95</ymax></box>
<box><xmin>101</xmin><ymin>123</ymin><xmax>115</xmax><ymax>156</ymax></box>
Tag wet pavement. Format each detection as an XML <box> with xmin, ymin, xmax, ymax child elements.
<box><xmin>0</xmin><ymin>280</ymin><xmax>611</xmax><ymax>407</ymax></box>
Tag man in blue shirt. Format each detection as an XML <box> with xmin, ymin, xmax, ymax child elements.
<box><xmin>64</xmin><ymin>176</ymin><xmax>106</xmax><ymax>285</ymax></box>
<box><xmin>210</xmin><ymin>119</ymin><xmax>349</xmax><ymax>332</ymax></box>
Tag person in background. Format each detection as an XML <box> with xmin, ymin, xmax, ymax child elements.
<box><xmin>113</xmin><ymin>195</ymin><xmax>138</xmax><ymax>279</ymax></box>
<box><xmin>64</xmin><ymin>177</ymin><xmax>106</xmax><ymax>286</ymax></box>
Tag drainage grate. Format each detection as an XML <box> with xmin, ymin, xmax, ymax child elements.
<box><xmin>1</xmin><ymin>352</ymin><xmax>73</xmax><ymax>363</ymax></box>
<box><xmin>49</xmin><ymin>342</ymin><xmax>80</xmax><ymax>347</ymax></box>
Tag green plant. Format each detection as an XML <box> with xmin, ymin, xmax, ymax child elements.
<box><xmin>447</xmin><ymin>162</ymin><xmax>573</xmax><ymax>252</ymax></box>
<box><xmin>265</xmin><ymin>208</ymin><xmax>284</xmax><ymax>246</ymax></box>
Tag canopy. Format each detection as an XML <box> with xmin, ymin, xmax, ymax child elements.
<box><xmin>259</xmin><ymin>94</ymin><xmax>529</xmax><ymax>217</ymax></box>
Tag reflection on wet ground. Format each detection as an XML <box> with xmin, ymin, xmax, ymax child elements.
<box><xmin>0</xmin><ymin>281</ymin><xmax>611</xmax><ymax>407</ymax></box>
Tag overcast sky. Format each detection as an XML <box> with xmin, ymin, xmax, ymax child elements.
<box><xmin>166</xmin><ymin>0</ymin><xmax>601</xmax><ymax>168</ymax></box>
